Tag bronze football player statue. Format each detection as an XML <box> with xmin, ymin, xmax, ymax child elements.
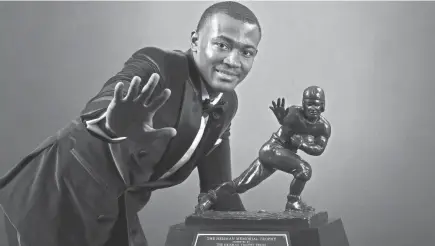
<box><xmin>195</xmin><ymin>86</ymin><xmax>331</xmax><ymax>213</ymax></box>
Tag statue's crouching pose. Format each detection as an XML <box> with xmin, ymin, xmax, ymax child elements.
<box><xmin>195</xmin><ymin>86</ymin><xmax>332</xmax><ymax>213</ymax></box>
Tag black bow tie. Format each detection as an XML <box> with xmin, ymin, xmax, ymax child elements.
<box><xmin>202</xmin><ymin>98</ymin><xmax>227</xmax><ymax>118</ymax></box>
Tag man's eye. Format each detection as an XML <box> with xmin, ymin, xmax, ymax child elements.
<box><xmin>243</xmin><ymin>50</ymin><xmax>254</xmax><ymax>57</ymax></box>
<box><xmin>215</xmin><ymin>42</ymin><xmax>229</xmax><ymax>50</ymax></box>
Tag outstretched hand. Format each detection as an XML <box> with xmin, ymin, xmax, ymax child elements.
<box><xmin>103</xmin><ymin>74</ymin><xmax>177</xmax><ymax>144</ymax></box>
<box><xmin>269</xmin><ymin>97</ymin><xmax>289</xmax><ymax>125</ymax></box>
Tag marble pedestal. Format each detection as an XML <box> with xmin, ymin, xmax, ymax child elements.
<box><xmin>165</xmin><ymin>210</ymin><xmax>349</xmax><ymax>246</ymax></box>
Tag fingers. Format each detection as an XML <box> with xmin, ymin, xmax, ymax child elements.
<box><xmin>125</xmin><ymin>76</ymin><xmax>142</xmax><ymax>101</ymax></box>
<box><xmin>147</xmin><ymin>88</ymin><xmax>171</xmax><ymax>113</ymax></box>
<box><xmin>272</xmin><ymin>100</ymin><xmax>277</xmax><ymax>108</ymax></box>
<box><xmin>114</xmin><ymin>82</ymin><xmax>125</xmax><ymax>102</ymax></box>
<box><xmin>277</xmin><ymin>98</ymin><xmax>281</xmax><ymax>107</ymax></box>
<box><xmin>281</xmin><ymin>98</ymin><xmax>285</xmax><ymax>107</ymax></box>
<box><xmin>269</xmin><ymin>106</ymin><xmax>274</xmax><ymax>112</ymax></box>
<box><xmin>136</xmin><ymin>73</ymin><xmax>160</xmax><ymax>104</ymax></box>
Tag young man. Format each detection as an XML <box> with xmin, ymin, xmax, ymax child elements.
<box><xmin>195</xmin><ymin>86</ymin><xmax>332</xmax><ymax>213</ymax></box>
<box><xmin>0</xmin><ymin>1</ymin><xmax>262</xmax><ymax>246</ymax></box>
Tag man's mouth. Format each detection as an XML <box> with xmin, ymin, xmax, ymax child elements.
<box><xmin>215</xmin><ymin>69</ymin><xmax>238</xmax><ymax>79</ymax></box>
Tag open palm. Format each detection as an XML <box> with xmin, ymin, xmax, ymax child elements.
<box><xmin>105</xmin><ymin>74</ymin><xmax>177</xmax><ymax>144</ymax></box>
<box><xmin>269</xmin><ymin>97</ymin><xmax>289</xmax><ymax>125</ymax></box>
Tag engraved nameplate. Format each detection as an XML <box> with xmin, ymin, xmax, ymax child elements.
<box><xmin>192</xmin><ymin>231</ymin><xmax>290</xmax><ymax>246</ymax></box>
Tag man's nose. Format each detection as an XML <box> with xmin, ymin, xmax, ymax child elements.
<box><xmin>223</xmin><ymin>50</ymin><xmax>242</xmax><ymax>68</ymax></box>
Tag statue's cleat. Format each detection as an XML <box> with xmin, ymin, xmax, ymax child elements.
<box><xmin>285</xmin><ymin>199</ymin><xmax>315</xmax><ymax>212</ymax></box>
<box><xmin>194</xmin><ymin>205</ymin><xmax>205</xmax><ymax>214</ymax></box>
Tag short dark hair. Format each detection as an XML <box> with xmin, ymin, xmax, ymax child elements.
<box><xmin>196</xmin><ymin>1</ymin><xmax>262</xmax><ymax>37</ymax></box>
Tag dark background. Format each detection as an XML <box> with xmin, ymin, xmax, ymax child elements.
<box><xmin>1</xmin><ymin>2</ymin><xmax>434</xmax><ymax>246</ymax></box>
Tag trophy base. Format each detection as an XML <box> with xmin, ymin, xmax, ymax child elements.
<box><xmin>165</xmin><ymin>210</ymin><xmax>349</xmax><ymax>246</ymax></box>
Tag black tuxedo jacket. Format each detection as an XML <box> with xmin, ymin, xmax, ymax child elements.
<box><xmin>0</xmin><ymin>47</ymin><xmax>245</xmax><ymax>246</ymax></box>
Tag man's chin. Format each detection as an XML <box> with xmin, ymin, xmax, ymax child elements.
<box><xmin>209</xmin><ymin>81</ymin><xmax>238</xmax><ymax>93</ymax></box>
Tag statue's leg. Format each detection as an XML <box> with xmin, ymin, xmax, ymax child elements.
<box><xmin>195</xmin><ymin>147</ymin><xmax>277</xmax><ymax>213</ymax></box>
<box><xmin>258</xmin><ymin>145</ymin><xmax>314</xmax><ymax>212</ymax></box>
<box><xmin>232</xmin><ymin>158</ymin><xmax>276</xmax><ymax>194</ymax></box>
<box><xmin>212</xmin><ymin>157</ymin><xmax>276</xmax><ymax>196</ymax></box>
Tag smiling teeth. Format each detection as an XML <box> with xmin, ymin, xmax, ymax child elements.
<box><xmin>218</xmin><ymin>70</ymin><xmax>232</xmax><ymax>76</ymax></box>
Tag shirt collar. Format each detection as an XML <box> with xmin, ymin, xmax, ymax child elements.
<box><xmin>201</xmin><ymin>81</ymin><xmax>223</xmax><ymax>106</ymax></box>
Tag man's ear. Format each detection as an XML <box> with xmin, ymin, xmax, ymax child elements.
<box><xmin>190</xmin><ymin>30</ymin><xmax>199</xmax><ymax>52</ymax></box>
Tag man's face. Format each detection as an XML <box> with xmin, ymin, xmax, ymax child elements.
<box><xmin>302</xmin><ymin>99</ymin><xmax>324</xmax><ymax>121</ymax></box>
<box><xmin>191</xmin><ymin>13</ymin><xmax>261</xmax><ymax>93</ymax></box>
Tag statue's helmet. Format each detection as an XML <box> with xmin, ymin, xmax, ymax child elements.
<box><xmin>302</xmin><ymin>86</ymin><xmax>325</xmax><ymax>112</ymax></box>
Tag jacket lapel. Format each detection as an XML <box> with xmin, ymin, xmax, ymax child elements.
<box><xmin>168</xmin><ymin>98</ymin><xmax>229</xmax><ymax>182</ymax></box>
<box><xmin>129</xmin><ymin>96</ymin><xmax>232</xmax><ymax>191</ymax></box>
<box><xmin>198</xmin><ymin>91</ymin><xmax>236</xmax><ymax>157</ymax></box>
<box><xmin>149</xmin><ymin>50</ymin><xmax>203</xmax><ymax>181</ymax></box>
<box><xmin>166</xmin><ymin>119</ymin><xmax>215</xmax><ymax>183</ymax></box>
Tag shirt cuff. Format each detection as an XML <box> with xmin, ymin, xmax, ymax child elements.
<box><xmin>84</xmin><ymin>112</ymin><xmax>127</xmax><ymax>143</ymax></box>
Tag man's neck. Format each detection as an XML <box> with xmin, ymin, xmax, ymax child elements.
<box><xmin>201</xmin><ymin>79</ymin><xmax>220</xmax><ymax>100</ymax></box>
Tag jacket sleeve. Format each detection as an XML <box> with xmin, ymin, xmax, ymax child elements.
<box><xmin>80</xmin><ymin>48</ymin><xmax>160</xmax><ymax>143</ymax></box>
<box><xmin>196</xmin><ymin>124</ymin><xmax>246</xmax><ymax>211</ymax></box>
